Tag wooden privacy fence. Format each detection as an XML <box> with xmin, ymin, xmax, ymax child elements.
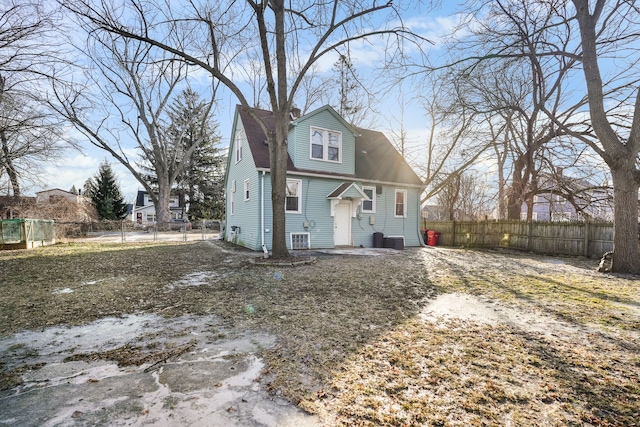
<box><xmin>422</xmin><ymin>220</ymin><xmax>615</xmax><ymax>258</ymax></box>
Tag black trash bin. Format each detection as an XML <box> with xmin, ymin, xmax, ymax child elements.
<box><xmin>373</xmin><ymin>232</ymin><xmax>384</xmax><ymax>248</ymax></box>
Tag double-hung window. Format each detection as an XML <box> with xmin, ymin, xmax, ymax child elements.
<box><xmin>244</xmin><ymin>179</ymin><xmax>250</xmax><ymax>201</ymax></box>
<box><xmin>395</xmin><ymin>189</ymin><xmax>407</xmax><ymax>218</ymax></box>
<box><xmin>230</xmin><ymin>180</ymin><xmax>236</xmax><ymax>215</ymax></box>
<box><xmin>362</xmin><ymin>186</ymin><xmax>376</xmax><ymax>213</ymax></box>
<box><xmin>235</xmin><ymin>132</ymin><xmax>243</xmax><ymax>163</ymax></box>
<box><xmin>285</xmin><ymin>179</ymin><xmax>302</xmax><ymax>213</ymax></box>
<box><xmin>310</xmin><ymin>127</ymin><xmax>341</xmax><ymax>162</ymax></box>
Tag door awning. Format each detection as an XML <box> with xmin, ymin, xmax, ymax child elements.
<box><xmin>326</xmin><ymin>182</ymin><xmax>369</xmax><ymax>200</ymax></box>
<box><xmin>327</xmin><ymin>182</ymin><xmax>369</xmax><ymax>217</ymax></box>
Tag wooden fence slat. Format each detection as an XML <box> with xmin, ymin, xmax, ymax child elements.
<box><xmin>423</xmin><ymin>220</ymin><xmax>617</xmax><ymax>258</ymax></box>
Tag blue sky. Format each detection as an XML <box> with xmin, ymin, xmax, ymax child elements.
<box><xmin>27</xmin><ymin>2</ymin><xmax>463</xmax><ymax>203</ymax></box>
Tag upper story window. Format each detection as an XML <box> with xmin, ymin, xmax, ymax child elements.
<box><xmin>229</xmin><ymin>181</ymin><xmax>236</xmax><ymax>215</ymax></box>
<box><xmin>362</xmin><ymin>186</ymin><xmax>376</xmax><ymax>213</ymax></box>
<box><xmin>310</xmin><ymin>127</ymin><xmax>341</xmax><ymax>162</ymax></box>
<box><xmin>244</xmin><ymin>179</ymin><xmax>250</xmax><ymax>201</ymax></box>
<box><xmin>395</xmin><ymin>189</ymin><xmax>407</xmax><ymax>218</ymax></box>
<box><xmin>235</xmin><ymin>131</ymin><xmax>243</xmax><ymax>163</ymax></box>
<box><xmin>285</xmin><ymin>179</ymin><xmax>302</xmax><ymax>213</ymax></box>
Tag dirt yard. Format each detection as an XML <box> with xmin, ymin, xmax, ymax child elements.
<box><xmin>1</xmin><ymin>240</ymin><xmax>639</xmax><ymax>426</ymax></box>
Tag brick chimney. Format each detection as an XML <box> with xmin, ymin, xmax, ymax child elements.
<box><xmin>290</xmin><ymin>106</ymin><xmax>301</xmax><ymax>120</ymax></box>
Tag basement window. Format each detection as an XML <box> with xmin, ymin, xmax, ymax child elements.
<box><xmin>290</xmin><ymin>232</ymin><xmax>310</xmax><ymax>250</ymax></box>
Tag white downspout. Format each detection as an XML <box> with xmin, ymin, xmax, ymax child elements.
<box><xmin>261</xmin><ymin>171</ymin><xmax>268</xmax><ymax>256</ymax></box>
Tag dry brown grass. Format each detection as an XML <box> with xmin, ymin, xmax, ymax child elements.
<box><xmin>1</xmin><ymin>241</ymin><xmax>639</xmax><ymax>425</ymax></box>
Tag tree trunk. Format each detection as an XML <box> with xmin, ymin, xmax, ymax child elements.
<box><xmin>610</xmin><ymin>168</ymin><xmax>640</xmax><ymax>274</ymax></box>
<box><xmin>155</xmin><ymin>174</ymin><xmax>172</xmax><ymax>224</ymax></box>
<box><xmin>268</xmin><ymin>0</ymin><xmax>290</xmax><ymax>259</ymax></box>
<box><xmin>572</xmin><ymin>0</ymin><xmax>640</xmax><ymax>273</ymax></box>
<box><xmin>1</xmin><ymin>130</ymin><xmax>21</xmax><ymax>197</ymax></box>
<box><xmin>269</xmin><ymin>115</ymin><xmax>290</xmax><ymax>258</ymax></box>
<box><xmin>506</xmin><ymin>156</ymin><xmax>528</xmax><ymax>220</ymax></box>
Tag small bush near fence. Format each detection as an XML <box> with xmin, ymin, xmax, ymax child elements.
<box><xmin>422</xmin><ymin>220</ymin><xmax>619</xmax><ymax>258</ymax></box>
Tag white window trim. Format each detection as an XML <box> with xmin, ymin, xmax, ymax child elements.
<box><xmin>229</xmin><ymin>190</ymin><xmax>235</xmax><ymax>216</ymax></box>
<box><xmin>285</xmin><ymin>179</ymin><xmax>302</xmax><ymax>214</ymax></box>
<box><xmin>394</xmin><ymin>189</ymin><xmax>408</xmax><ymax>218</ymax></box>
<box><xmin>235</xmin><ymin>132</ymin><xmax>243</xmax><ymax>163</ymax></box>
<box><xmin>290</xmin><ymin>232</ymin><xmax>311</xmax><ymax>250</ymax></box>
<box><xmin>362</xmin><ymin>186</ymin><xmax>376</xmax><ymax>213</ymax></box>
<box><xmin>309</xmin><ymin>126</ymin><xmax>342</xmax><ymax>163</ymax></box>
<box><xmin>244</xmin><ymin>179</ymin><xmax>250</xmax><ymax>201</ymax></box>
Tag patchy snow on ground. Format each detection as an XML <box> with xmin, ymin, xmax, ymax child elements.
<box><xmin>0</xmin><ymin>314</ymin><xmax>319</xmax><ymax>427</ymax></box>
<box><xmin>421</xmin><ymin>293</ymin><xmax>583</xmax><ymax>339</ymax></box>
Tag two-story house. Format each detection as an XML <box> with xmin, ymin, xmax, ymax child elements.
<box><xmin>520</xmin><ymin>171</ymin><xmax>614</xmax><ymax>222</ymax></box>
<box><xmin>131</xmin><ymin>190</ymin><xmax>186</xmax><ymax>224</ymax></box>
<box><xmin>224</xmin><ymin>105</ymin><xmax>424</xmax><ymax>251</ymax></box>
<box><xmin>35</xmin><ymin>188</ymin><xmax>85</xmax><ymax>204</ymax></box>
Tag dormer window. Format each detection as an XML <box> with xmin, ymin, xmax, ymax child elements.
<box><xmin>310</xmin><ymin>127</ymin><xmax>341</xmax><ymax>162</ymax></box>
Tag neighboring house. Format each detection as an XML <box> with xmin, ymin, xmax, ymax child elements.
<box><xmin>35</xmin><ymin>188</ymin><xmax>84</xmax><ymax>204</ymax></box>
<box><xmin>131</xmin><ymin>190</ymin><xmax>186</xmax><ymax>224</ymax></box>
<box><xmin>224</xmin><ymin>105</ymin><xmax>424</xmax><ymax>251</ymax></box>
<box><xmin>521</xmin><ymin>172</ymin><xmax>614</xmax><ymax>222</ymax></box>
<box><xmin>0</xmin><ymin>196</ymin><xmax>36</xmax><ymax>219</ymax></box>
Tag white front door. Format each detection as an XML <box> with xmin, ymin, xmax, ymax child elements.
<box><xmin>334</xmin><ymin>201</ymin><xmax>351</xmax><ymax>246</ymax></box>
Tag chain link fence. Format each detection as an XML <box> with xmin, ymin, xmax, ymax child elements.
<box><xmin>54</xmin><ymin>220</ymin><xmax>222</xmax><ymax>243</ymax></box>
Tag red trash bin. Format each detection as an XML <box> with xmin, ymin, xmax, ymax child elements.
<box><xmin>427</xmin><ymin>230</ymin><xmax>440</xmax><ymax>246</ymax></box>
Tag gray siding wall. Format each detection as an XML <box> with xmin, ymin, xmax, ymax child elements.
<box><xmin>225</xmin><ymin>117</ymin><xmax>261</xmax><ymax>250</ymax></box>
<box><xmin>288</xmin><ymin>109</ymin><xmax>356</xmax><ymax>175</ymax></box>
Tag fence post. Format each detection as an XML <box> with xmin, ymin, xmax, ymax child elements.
<box><xmin>452</xmin><ymin>220</ymin><xmax>456</xmax><ymax>246</ymax></box>
<box><xmin>121</xmin><ymin>221</ymin><xmax>126</xmax><ymax>243</ymax></box>
<box><xmin>527</xmin><ymin>220</ymin><xmax>534</xmax><ymax>251</ymax></box>
<box><xmin>584</xmin><ymin>219</ymin><xmax>590</xmax><ymax>257</ymax></box>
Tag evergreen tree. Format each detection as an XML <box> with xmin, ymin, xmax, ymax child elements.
<box><xmin>167</xmin><ymin>89</ymin><xmax>226</xmax><ymax>220</ymax></box>
<box><xmin>84</xmin><ymin>160</ymin><xmax>128</xmax><ymax>220</ymax></box>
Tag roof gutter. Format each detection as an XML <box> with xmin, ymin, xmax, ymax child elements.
<box><xmin>254</xmin><ymin>167</ymin><xmax>423</xmax><ymax>189</ymax></box>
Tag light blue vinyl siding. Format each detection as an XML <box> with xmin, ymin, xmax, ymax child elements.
<box><xmin>225</xmin><ymin>106</ymin><xmax>423</xmax><ymax>252</ymax></box>
<box><xmin>260</xmin><ymin>175</ymin><xmax>337</xmax><ymax>250</ymax></box>
<box><xmin>288</xmin><ymin>108</ymin><xmax>356</xmax><ymax>175</ymax></box>
<box><xmin>351</xmin><ymin>184</ymin><xmax>422</xmax><ymax>248</ymax></box>
<box><xmin>225</xmin><ymin>116</ymin><xmax>261</xmax><ymax>250</ymax></box>
<box><xmin>260</xmin><ymin>176</ymin><xmax>422</xmax><ymax>250</ymax></box>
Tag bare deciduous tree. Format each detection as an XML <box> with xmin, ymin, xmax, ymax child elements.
<box><xmin>444</xmin><ymin>0</ymin><xmax>591</xmax><ymax>221</ymax></box>
<box><xmin>441</xmin><ymin>0</ymin><xmax>639</xmax><ymax>272</ymax></box>
<box><xmin>0</xmin><ymin>1</ymin><xmax>70</xmax><ymax>196</ymax></box>
<box><xmin>59</xmin><ymin>0</ymin><xmax>430</xmax><ymax>258</ymax></box>
<box><xmin>416</xmin><ymin>72</ymin><xmax>496</xmax><ymax>205</ymax></box>
<box><xmin>52</xmin><ymin>31</ymin><xmax>214</xmax><ymax>224</ymax></box>
<box><xmin>570</xmin><ymin>0</ymin><xmax>640</xmax><ymax>273</ymax></box>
